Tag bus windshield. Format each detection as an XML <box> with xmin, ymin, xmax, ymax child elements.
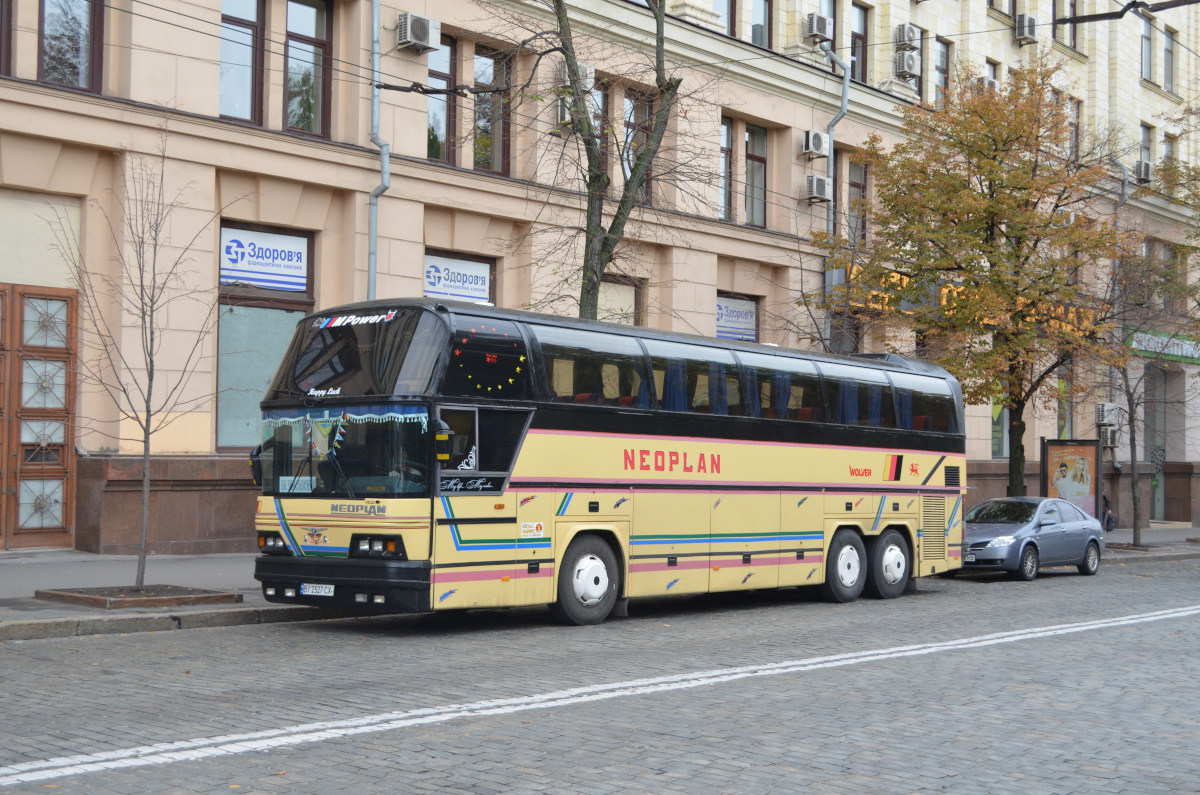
<box><xmin>259</xmin><ymin>404</ymin><xmax>431</xmax><ymax>498</ymax></box>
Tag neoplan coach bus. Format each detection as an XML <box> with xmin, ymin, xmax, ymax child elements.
<box><xmin>252</xmin><ymin>298</ymin><xmax>966</xmax><ymax>624</ymax></box>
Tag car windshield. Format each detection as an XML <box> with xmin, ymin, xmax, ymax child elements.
<box><xmin>965</xmin><ymin>501</ymin><xmax>1037</xmax><ymax>524</ymax></box>
<box><xmin>259</xmin><ymin>404</ymin><xmax>430</xmax><ymax>498</ymax></box>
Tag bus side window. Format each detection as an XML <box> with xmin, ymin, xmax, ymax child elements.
<box><xmin>534</xmin><ymin>325</ymin><xmax>650</xmax><ymax>408</ymax></box>
<box><xmin>440</xmin><ymin>409</ymin><xmax>478</xmax><ymax>470</ymax></box>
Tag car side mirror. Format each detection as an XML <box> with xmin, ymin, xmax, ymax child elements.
<box><xmin>1039</xmin><ymin>515</ymin><xmax>1055</xmax><ymax>527</ymax></box>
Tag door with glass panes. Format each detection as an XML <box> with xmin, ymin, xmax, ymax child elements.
<box><xmin>0</xmin><ymin>286</ymin><xmax>76</xmax><ymax>549</ymax></box>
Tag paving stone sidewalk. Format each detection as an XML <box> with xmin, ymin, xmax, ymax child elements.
<box><xmin>2</xmin><ymin>525</ymin><xmax>1197</xmax><ymax>642</ymax></box>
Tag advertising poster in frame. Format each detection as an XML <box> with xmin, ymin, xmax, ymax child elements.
<box><xmin>1041</xmin><ymin>439</ymin><xmax>1102</xmax><ymax>518</ymax></box>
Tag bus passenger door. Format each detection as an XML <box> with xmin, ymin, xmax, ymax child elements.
<box><xmin>626</xmin><ymin>491</ymin><xmax>710</xmax><ymax>598</ymax></box>
<box><xmin>709</xmin><ymin>490</ymin><xmax>779</xmax><ymax>592</ymax></box>
<box><xmin>431</xmin><ymin>494</ymin><xmax>516</xmax><ymax>610</ymax></box>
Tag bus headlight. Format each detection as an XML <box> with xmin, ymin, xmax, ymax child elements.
<box><xmin>257</xmin><ymin>533</ymin><xmax>292</xmax><ymax>555</ymax></box>
<box><xmin>349</xmin><ymin>534</ymin><xmax>407</xmax><ymax>560</ymax></box>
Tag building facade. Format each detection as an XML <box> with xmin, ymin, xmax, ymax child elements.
<box><xmin>0</xmin><ymin>0</ymin><xmax>1197</xmax><ymax>551</ymax></box>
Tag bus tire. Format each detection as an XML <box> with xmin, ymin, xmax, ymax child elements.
<box><xmin>820</xmin><ymin>530</ymin><xmax>867</xmax><ymax>603</ymax></box>
<box><xmin>550</xmin><ymin>534</ymin><xmax>620</xmax><ymax>626</ymax></box>
<box><xmin>864</xmin><ymin>528</ymin><xmax>910</xmax><ymax>599</ymax></box>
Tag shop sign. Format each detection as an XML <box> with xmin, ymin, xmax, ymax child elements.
<box><xmin>220</xmin><ymin>227</ymin><xmax>307</xmax><ymax>291</ymax></box>
<box><xmin>716</xmin><ymin>296</ymin><xmax>757</xmax><ymax>340</ymax></box>
<box><xmin>424</xmin><ymin>254</ymin><xmax>491</xmax><ymax>302</ymax></box>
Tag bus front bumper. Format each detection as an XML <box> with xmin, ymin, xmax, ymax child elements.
<box><xmin>254</xmin><ymin>556</ymin><xmax>432</xmax><ymax>613</ymax></box>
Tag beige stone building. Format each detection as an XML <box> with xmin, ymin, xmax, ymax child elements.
<box><xmin>0</xmin><ymin>0</ymin><xmax>1197</xmax><ymax>551</ymax></box>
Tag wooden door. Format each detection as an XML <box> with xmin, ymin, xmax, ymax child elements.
<box><xmin>0</xmin><ymin>285</ymin><xmax>76</xmax><ymax>549</ymax></box>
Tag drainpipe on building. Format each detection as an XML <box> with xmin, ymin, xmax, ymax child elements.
<box><xmin>820</xmin><ymin>41</ymin><xmax>851</xmax><ymax>239</ymax></box>
<box><xmin>368</xmin><ymin>0</ymin><xmax>391</xmax><ymax>301</ymax></box>
<box><xmin>819</xmin><ymin>41</ymin><xmax>852</xmax><ymax>349</ymax></box>
<box><xmin>1109</xmin><ymin>159</ymin><xmax>1131</xmax><ymax>403</ymax></box>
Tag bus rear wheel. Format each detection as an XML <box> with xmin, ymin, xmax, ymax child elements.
<box><xmin>864</xmin><ymin>528</ymin><xmax>910</xmax><ymax>599</ymax></box>
<box><xmin>820</xmin><ymin>530</ymin><xmax>866</xmax><ymax>603</ymax></box>
<box><xmin>550</xmin><ymin>534</ymin><xmax>620</xmax><ymax>625</ymax></box>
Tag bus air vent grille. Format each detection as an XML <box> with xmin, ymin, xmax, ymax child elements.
<box><xmin>944</xmin><ymin>466</ymin><xmax>961</xmax><ymax>487</ymax></box>
<box><xmin>921</xmin><ymin>497</ymin><xmax>947</xmax><ymax>560</ymax></box>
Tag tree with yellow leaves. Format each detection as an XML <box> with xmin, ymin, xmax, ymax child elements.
<box><xmin>816</xmin><ymin>52</ymin><xmax>1137</xmax><ymax>496</ymax></box>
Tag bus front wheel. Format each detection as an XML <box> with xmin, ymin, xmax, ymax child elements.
<box><xmin>820</xmin><ymin>530</ymin><xmax>866</xmax><ymax>603</ymax></box>
<box><xmin>864</xmin><ymin>528</ymin><xmax>910</xmax><ymax>599</ymax></box>
<box><xmin>551</xmin><ymin>535</ymin><xmax>620</xmax><ymax>625</ymax></box>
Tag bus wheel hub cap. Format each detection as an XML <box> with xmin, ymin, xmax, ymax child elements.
<box><xmin>837</xmin><ymin>545</ymin><xmax>861</xmax><ymax>587</ymax></box>
<box><xmin>880</xmin><ymin>544</ymin><xmax>906</xmax><ymax>585</ymax></box>
<box><xmin>572</xmin><ymin>554</ymin><xmax>608</xmax><ymax>605</ymax></box>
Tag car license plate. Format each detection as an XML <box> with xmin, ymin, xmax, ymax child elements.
<box><xmin>300</xmin><ymin>583</ymin><xmax>335</xmax><ymax>597</ymax></box>
<box><xmin>964</xmin><ymin>554</ymin><xmax>976</xmax><ymax>563</ymax></box>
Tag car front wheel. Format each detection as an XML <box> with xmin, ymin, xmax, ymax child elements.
<box><xmin>1012</xmin><ymin>545</ymin><xmax>1039</xmax><ymax>581</ymax></box>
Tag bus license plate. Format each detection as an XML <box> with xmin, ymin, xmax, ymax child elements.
<box><xmin>300</xmin><ymin>583</ymin><xmax>335</xmax><ymax>597</ymax></box>
<box><xmin>964</xmin><ymin>554</ymin><xmax>976</xmax><ymax>563</ymax></box>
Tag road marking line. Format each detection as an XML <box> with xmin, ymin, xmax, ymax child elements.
<box><xmin>3</xmin><ymin>604</ymin><xmax>1199</xmax><ymax>787</ymax></box>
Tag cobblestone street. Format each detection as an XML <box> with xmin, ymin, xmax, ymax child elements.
<box><xmin>2</xmin><ymin>559</ymin><xmax>1198</xmax><ymax>792</ymax></box>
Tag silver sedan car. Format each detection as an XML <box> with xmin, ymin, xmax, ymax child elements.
<box><xmin>963</xmin><ymin>497</ymin><xmax>1104</xmax><ymax>580</ymax></box>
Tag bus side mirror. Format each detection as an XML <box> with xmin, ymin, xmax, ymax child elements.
<box><xmin>435</xmin><ymin>422</ymin><xmax>454</xmax><ymax>463</ymax></box>
<box><xmin>249</xmin><ymin>444</ymin><xmax>263</xmax><ymax>487</ymax></box>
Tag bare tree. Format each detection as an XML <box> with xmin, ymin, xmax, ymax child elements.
<box><xmin>47</xmin><ymin>134</ymin><xmax>224</xmax><ymax>589</ymax></box>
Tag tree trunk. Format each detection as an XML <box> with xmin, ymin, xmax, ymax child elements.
<box><xmin>136</xmin><ymin>425</ymin><xmax>150</xmax><ymax>590</ymax></box>
<box><xmin>1007</xmin><ymin>402</ymin><xmax>1028</xmax><ymax>496</ymax></box>
<box><xmin>1128</xmin><ymin>420</ymin><xmax>1143</xmax><ymax>547</ymax></box>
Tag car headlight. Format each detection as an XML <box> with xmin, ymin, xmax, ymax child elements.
<box><xmin>986</xmin><ymin>535</ymin><xmax>1016</xmax><ymax>548</ymax></box>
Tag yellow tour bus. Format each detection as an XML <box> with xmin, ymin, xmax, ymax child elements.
<box><xmin>253</xmin><ymin>298</ymin><xmax>965</xmax><ymax>624</ymax></box>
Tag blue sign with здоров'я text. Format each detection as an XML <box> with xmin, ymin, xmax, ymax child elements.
<box><xmin>220</xmin><ymin>227</ymin><xmax>308</xmax><ymax>292</ymax></box>
<box><xmin>423</xmin><ymin>254</ymin><xmax>491</xmax><ymax>302</ymax></box>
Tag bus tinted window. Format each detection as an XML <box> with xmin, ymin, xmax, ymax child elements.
<box><xmin>442</xmin><ymin>318</ymin><xmax>533</xmax><ymax>400</ymax></box>
<box><xmin>890</xmin><ymin>371</ymin><xmax>959</xmax><ymax>433</ymax></box>
<box><xmin>738</xmin><ymin>352</ymin><xmax>824</xmax><ymax>421</ymax></box>
<box><xmin>534</xmin><ymin>326</ymin><xmax>651</xmax><ymax>407</ymax></box>
<box><xmin>819</xmin><ymin>362</ymin><xmax>896</xmax><ymax>428</ymax></box>
<box><xmin>273</xmin><ymin>308</ymin><xmax>441</xmax><ymax>399</ymax></box>
<box><xmin>643</xmin><ymin>340</ymin><xmax>740</xmax><ymax>415</ymax></box>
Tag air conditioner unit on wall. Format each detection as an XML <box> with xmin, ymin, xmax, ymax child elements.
<box><xmin>895</xmin><ymin>24</ymin><xmax>921</xmax><ymax>50</ymax></box>
<box><xmin>396</xmin><ymin>12</ymin><xmax>440</xmax><ymax>53</ymax></box>
<box><xmin>1096</xmin><ymin>401</ymin><xmax>1121</xmax><ymax>426</ymax></box>
<box><xmin>1100</xmin><ymin>427</ymin><xmax>1119</xmax><ymax>448</ymax></box>
<box><xmin>802</xmin><ymin>130</ymin><xmax>830</xmax><ymax>158</ymax></box>
<box><xmin>895</xmin><ymin>51</ymin><xmax>921</xmax><ymax>79</ymax></box>
<box><xmin>1135</xmin><ymin>160</ymin><xmax>1153</xmax><ymax>184</ymax></box>
<box><xmin>806</xmin><ymin>13</ymin><xmax>834</xmax><ymax>43</ymax></box>
<box><xmin>806</xmin><ymin>175</ymin><xmax>833</xmax><ymax>202</ymax></box>
<box><xmin>1015</xmin><ymin>14</ymin><xmax>1037</xmax><ymax>44</ymax></box>
<box><xmin>558</xmin><ymin>61</ymin><xmax>595</xmax><ymax>92</ymax></box>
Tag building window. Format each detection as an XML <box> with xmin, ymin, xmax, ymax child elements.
<box><xmin>719</xmin><ymin>117</ymin><xmax>733</xmax><ymax>220</ymax></box>
<box><xmin>819</xmin><ymin>0</ymin><xmax>836</xmax><ymax>44</ymax></box>
<box><xmin>220</xmin><ymin>0</ymin><xmax>263</xmax><ymax>123</ymax></box>
<box><xmin>1053</xmin><ymin>0</ymin><xmax>1077</xmax><ymax>48</ymax></box>
<box><xmin>933</xmin><ymin>40</ymin><xmax>949</xmax><ymax>107</ymax></box>
<box><xmin>1164</xmin><ymin>134</ymin><xmax>1177</xmax><ymax>165</ymax></box>
<box><xmin>713</xmin><ymin>0</ymin><xmax>735</xmax><ymax>36</ymax></box>
<box><xmin>751</xmin><ymin>0</ymin><xmax>771</xmax><ymax>48</ymax></box>
<box><xmin>986</xmin><ymin>60</ymin><xmax>998</xmax><ymax>82</ymax></box>
<box><xmin>848</xmin><ymin>160</ymin><xmax>866</xmax><ymax>246</ymax></box>
<box><xmin>474</xmin><ymin>48</ymin><xmax>509</xmax><ymax>174</ymax></box>
<box><xmin>217</xmin><ymin>223</ymin><xmax>314</xmax><ymax>448</ymax></box>
<box><xmin>1164</xmin><ymin>28</ymin><xmax>1175</xmax><ymax>92</ymax></box>
<box><xmin>39</xmin><ymin>0</ymin><xmax>104</xmax><ymax>91</ymax></box>
<box><xmin>1141</xmin><ymin>123</ymin><xmax>1153</xmax><ymax>164</ymax></box>
<box><xmin>284</xmin><ymin>0</ymin><xmax>332</xmax><ymax>136</ymax></box>
<box><xmin>599</xmin><ymin>274</ymin><xmax>644</xmax><ymax>325</ymax></box>
<box><xmin>1141</xmin><ymin>14</ymin><xmax>1153</xmax><ymax>81</ymax></box>
<box><xmin>850</xmin><ymin>5</ymin><xmax>867</xmax><ymax>82</ymax></box>
<box><xmin>428</xmin><ymin>36</ymin><xmax>455</xmax><ymax>162</ymax></box>
<box><xmin>745</xmin><ymin>124</ymin><xmax>766</xmax><ymax>227</ymax></box>
<box><xmin>1066</xmin><ymin>96</ymin><xmax>1080</xmax><ymax>161</ymax></box>
<box><xmin>988</xmin><ymin>0</ymin><xmax>1015</xmax><ymax>16</ymax></box>
<box><xmin>623</xmin><ymin>90</ymin><xmax>654</xmax><ymax>202</ymax></box>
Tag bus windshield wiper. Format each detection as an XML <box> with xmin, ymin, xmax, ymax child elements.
<box><xmin>326</xmin><ymin>454</ymin><xmax>356</xmax><ymax>499</ymax></box>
